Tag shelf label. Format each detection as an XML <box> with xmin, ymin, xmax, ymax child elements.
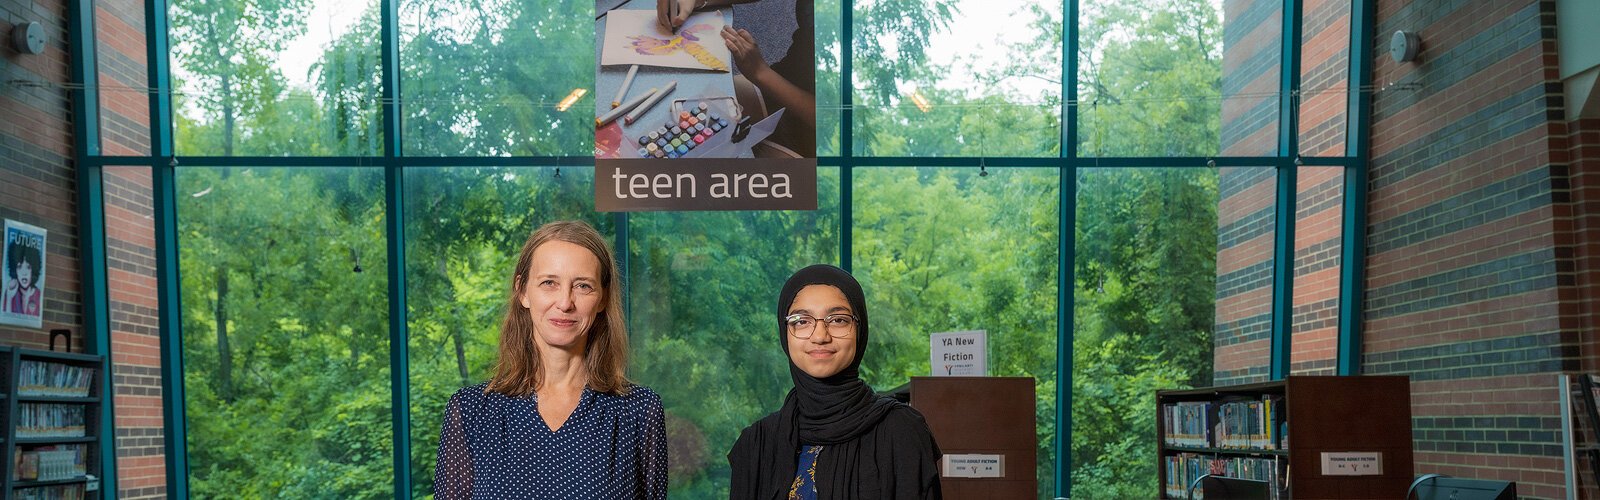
<box><xmin>1320</xmin><ymin>451</ymin><xmax>1383</xmax><ymax>476</ymax></box>
<box><xmin>943</xmin><ymin>454</ymin><xmax>1004</xmax><ymax>478</ymax></box>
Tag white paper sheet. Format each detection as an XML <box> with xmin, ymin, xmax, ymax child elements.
<box><xmin>601</xmin><ymin>10</ymin><xmax>732</xmax><ymax>72</ymax></box>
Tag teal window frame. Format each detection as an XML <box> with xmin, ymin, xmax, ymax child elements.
<box><xmin>58</xmin><ymin>0</ymin><xmax>1378</xmax><ymax>497</ymax></box>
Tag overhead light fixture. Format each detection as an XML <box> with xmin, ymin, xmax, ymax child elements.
<box><xmin>556</xmin><ymin>88</ymin><xmax>587</xmax><ymax>111</ymax></box>
<box><xmin>11</xmin><ymin>22</ymin><xmax>45</xmax><ymax>55</ymax></box>
<box><xmin>1390</xmin><ymin>31</ymin><xmax>1420</xmax><ymax>63</ymax></box>
<box><xmin>908</xmin><ymin>90</ymin><xmax>932</xmax><ymax>113</ymax></box>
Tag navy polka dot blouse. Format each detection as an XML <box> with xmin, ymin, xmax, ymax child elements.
<box><xmin>433</xmin><ymin>382</ymin><xmax>668</xmax><ymax>499</ymax></box>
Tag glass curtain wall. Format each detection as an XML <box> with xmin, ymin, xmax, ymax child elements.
<box><xmin>851</xmin><ymin>0</ymin><xmax>1063</xmax><ymax>157</ymax></box>
<box><xmin>168</xmin><ymin>0</ymin><xmax>383</xmax><ymax>156</ymax></box>
<box><xmin>131</xmin><ymin>0</ymin><xmax>1356</xmax><ymax>498</ymax></box>
<box><xmin>176</xmin><ymin>167</ymin><xmax>393</xmax><ymax>497</ymax></box>
<box><xmin>626</xmin><ymin>168</ymin><xmax>842</xmax><ymax>495</ymax></box>
<box><xmin>402</xmin><ymin>167</ymin><xmax>611</xmax><ymax>497</ymax></box>
<box><xmin>854</xmin><ymin>167</ymin><xmax>1061</xmax><ymax>497</ymax></box>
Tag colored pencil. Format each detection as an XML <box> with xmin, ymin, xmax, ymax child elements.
<box><xmin>612</xmin><ymin>65</ymin><xmax>639</xmax><ymax>108</ymax></box>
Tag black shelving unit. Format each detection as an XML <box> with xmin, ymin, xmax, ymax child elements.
<box><xmin>1156</xmin><ymin>376</ymin><xmax>1414</xmax><ymax>499</ymax></box>
<box><xmin>2</xmin><ymin>347</ymin><xmax>102</xmax><ymax>500</ymax></box>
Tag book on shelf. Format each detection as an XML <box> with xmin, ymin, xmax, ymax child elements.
<box><xmin>13</xmin><ymin>484</ymin><xmax>85</xmax><ymax>500</ymax></box>
<box><xmin>15</xmin><ymin>403</ymin><xmax>87</xmax><ymax>439</ymax></box>
<box><xmin>1162</xmin><ymin>453</ymin><xmax>1282</xmax><ymax>500</ymax></box>
<box><xmin>1216</xmin><ymin>395</ymin><xmax>1282</xmax><ymax>450</ymax></box>
<box><xmin>1162</xmin><ymin>401</ymin><xmax>1212</xmax><ymax>448</ymax></box>
<box><xmin>1161</xmin><ymin>395</ymin><xmax>1287</xmax><ymax>451</ymax></box>
<box><xmin>14</xmin><ymin>444</ymin><xmax>88</xmax><ymax>482</ymax></box>
<box><xmin>1158</xmin><ymin>376</ymin><xmax>1414</xmax><ymax>500</ymax></box>
<box><xmin>15</xmin><ymin>449</ymin><xmax>38</xmax><ymax>481</ymax></box>
<box><xmin>36</xmin><ymin>449</ymin><xmax>83</xmax><ymax>481</ymax></box>
<box><xmin>16</xmin><ymin>361</ymin><xmax>94</xmax><ymax>398</ymax></box>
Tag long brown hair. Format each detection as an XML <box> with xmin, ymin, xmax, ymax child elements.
<box><xmin>486</xmin><ymin>220</ymin><xmax>630</xmax><ymax>397</ymax></box>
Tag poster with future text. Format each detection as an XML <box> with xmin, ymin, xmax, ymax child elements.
<box><xmin>2</xmin><ymin>219</ymin><xmax>47</xmax><ymax>329</ymax></box>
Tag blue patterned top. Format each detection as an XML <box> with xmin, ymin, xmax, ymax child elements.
<box><xmin>788</xmin><ymin>445</ymin><xmax>824</xmax><ymax>500</ymax></box>
<box><xmin>433</xmin><ymin>382</ymin><xmax>668</xmax><ymax>499</ymax></box>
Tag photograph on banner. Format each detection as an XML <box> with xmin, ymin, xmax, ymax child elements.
<box><xmin>594</xmin><ymin>0</ymin><xmax>815</xmax><ymax>161</ymax></box>
<box><xmin>2</xmin><ymin>219</ymin><xmax>48</xmax><ymax>329</ymax></box>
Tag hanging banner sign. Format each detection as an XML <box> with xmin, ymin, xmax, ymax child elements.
<box><xmin>594</xmin><ymin>0</ymin><xmax>816</xmax><ymax>211</ymax></box>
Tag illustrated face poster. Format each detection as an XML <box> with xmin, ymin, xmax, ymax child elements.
<box><xmin>601</xmin><ymin>10</ymin><xmax>731</xmax><ymax>72</ymax></box>
<box><xmin>1</xmin><ymin>219</ymin><xmax>47</xmax><ymax>329</ymax></box>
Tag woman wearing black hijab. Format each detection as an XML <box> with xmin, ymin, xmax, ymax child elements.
<box><xmin>728</xmin><ymin>264</ymin><xmax>943</xmax><ymax>499</ymax></box>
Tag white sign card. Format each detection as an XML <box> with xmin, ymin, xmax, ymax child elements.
<box><xmin>930</xmin><ymin>330</ymin><xmax>987</xmax><ymax>376</ymax></box>
<box><xmin>942</xmin><ymin>454</ymin><xmax>1005</xmax><ymax>478</ymax></box>
<box><xmin>1319</xmin><ymin>451</ymin><xmax>1383</xmax><ymax>476</ymax></box>
<box><xmin>600</xmin><ymin>10</ymin><xmax>732</xmax><ymax>72</ymax></box>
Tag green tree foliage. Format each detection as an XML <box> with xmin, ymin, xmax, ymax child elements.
<box><xmin>853</xmin><ymin>167</ymin><xmax>1060</xmax><ymax>497</ymax></box>
<box><xmin>178</xmin><ymin>167</ymin><xmax>393</xmax><ymax>498</ymax></box>
<box><xmin>815</xmin><ymin>0</ymin><xmax>842</xmax><ymax>155</ymax></box>
<box><xmin>624</xmin><ymin>195</ymin><xmax>841</xmax><ymax>496</ymax></box>
<box><xmin>1067</xmin><ymin>0</ymin><xmax>1224</xmax><ymax>496</ymax></box>
<box><xmin>170</xmin><ymin>0</ymin><xmax>380</xmax><ymax>155</ymax></box>
<box><xmin>402</xmin><ymin>167</ymin><xmax>611</xmax><ymax>497</ymax></box>
<box><xmin>1078</xmin><ymin>0</ymin><xmax>1222</xmax><ymax>156</ymax></box>
<box><xmin>169</xmin><ymin>0</ymin><xmax>1228</xmax><ymax>498</ymax></box>
<box><xmin>1071</xmin><ymin>168</ymin><xmax>1217</xmax><ymax>499</ymax></box>
<box><xmin>399</xmin><ymin>0</ymin><xmax>595</xmax><ymax>156</ymax></box>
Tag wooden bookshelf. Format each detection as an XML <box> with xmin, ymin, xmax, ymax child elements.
<box><xmin>2</xmin><ymin>347</ymin><xmax>103</xmax><ymax>500</ymax></box>
<box><xmin>1157</xmin><ymin>376</ymin><xmax>1413</xmax><ymax>499</ymax></box>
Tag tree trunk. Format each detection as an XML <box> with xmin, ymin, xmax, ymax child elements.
<box><xmin>440</xmin><ymin>255</ymin><xmax>471</xmax><ymax>385</ymax></box>
<box><xmin>454</xmin><ymin>329</ymin><xmax>470</xmax><ymax>387</ymax></box>
<box><xmin>221</xmin><ymin>72</ymin><xmax>235</xmax><ymax>156</ymax></box>
<box><xmin>216</xmin><ymin>266</ymin><xmax>234</xmax><ymax>402</ymax></box>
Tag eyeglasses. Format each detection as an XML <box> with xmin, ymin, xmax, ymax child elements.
<box><xmin>784</xmin><ymin>313</ymin><xmax>858</xmax><ymax>339</ymax></box>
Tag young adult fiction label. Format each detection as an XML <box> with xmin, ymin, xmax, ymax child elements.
<box><xmin>1319</xmin><ymin>451</ymin><xmax>1382</xmax><ymax>476</ymax></box>
<box><xmin>942</xmin><ymin>454</ymin><xmax>1004</xmax><ymax>478</ymax></box>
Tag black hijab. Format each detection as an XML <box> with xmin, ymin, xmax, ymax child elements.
<box><xmin>728</xmin><ymin>265</ymin><xmax>942</xmax><ymax>500</ymax></box>
<box><xmin>779</xmin><ymin>264</ymin><xmax>898</xmax><ymax>444</ymax></box>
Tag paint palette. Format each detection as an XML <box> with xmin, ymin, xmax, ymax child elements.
<box><xmin>635</xmin><ymin>101</ymin><xmax>731</xmax><ymax>158</ymax></box>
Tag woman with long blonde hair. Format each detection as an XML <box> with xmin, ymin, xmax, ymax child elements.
<box><xmin>434</xmin><ymin>220</ymin><xmax>666</xmax><ymax>499</ymax></box>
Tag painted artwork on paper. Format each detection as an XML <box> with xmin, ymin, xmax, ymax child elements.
<box><xmin>601</xmin><ymin>10</ymin><xmax>730</xmax><ymax>72</ymax></box>
<box><xmin>1</xmin><ymin>219</ymin><xmax>47</xmax><ymax>329</ymax></box>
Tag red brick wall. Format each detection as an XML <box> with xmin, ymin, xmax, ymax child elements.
<box><xmin>1215</xmin><ymin>166</ymin><xmax>1275</xmax><ymax>385</ymax></box>
<box><xmin>93</xmin><ymin>0</ymin><xmax>166</xmax><ymax>495</ymax></box>
<box><xmin>5</xmin><ymin>0</ymin><xmax>167</xmax><ymax>497</ymax></box>
<box><xmin>1288</xmin><ymin>0</ymin><xmax>1350</xmax><ymax>377</ymax></box>
<box><xmin>1214</xmin><ymin>0</ymin><xmax>1284</xmax><ymax>386</ymax></box>
<box><xmin>1215</xmin><ymin>0</ymin><xmax>1349</xmax><ymax>382</ymax></box>
<box><xmin>1</xmin><ymin>0</ymin><xmax>82</xmax><ymax>351</ymax></box>
<box><xmin>1292</xmin><ymin>165</ymin><xmax>1341</xmax><ymax>375</ymax></box>
<box><xmin>96</xmin><ymin>0</ymin><xmax>150</xmax><ymax>156</ymax></box>
<box><xmin>1299</xmin><ymin>0</ymin><xmax>1351</xmax><ymax>157</ymax></box>
<box><xmin>1220</xmin><ymin>0</ymin><xmax>1592</xmax><ymax>497</ymax></box>
<box><xmin>1365</xmin><ymin>1</ymin><xmax>1578</xmax><ymax>498</ymax></box>
<box><xmin>1566</xmin><ymin>116</ymin><xmax>1600</xmax><ymax>497</ymax></box>
<box><xmin>1219</xmin><ymin>0</ymin><xmax>1282</xmax><ymax>158</ymax></box>
<box><xmin>105</xmin><ymin>166</ymin><xmax>164</xmax><ymax>499</ymax></box>
<box><xmin>1574</xmin><ymin>118</ymin><xmax>1600</xmax><ymax>374</ymax></box>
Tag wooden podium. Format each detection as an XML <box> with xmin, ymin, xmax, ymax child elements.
<box><xmin>908</xmin><ymin>376</ymin><xmax>1037</xmax><ymax>499</ymax></box>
